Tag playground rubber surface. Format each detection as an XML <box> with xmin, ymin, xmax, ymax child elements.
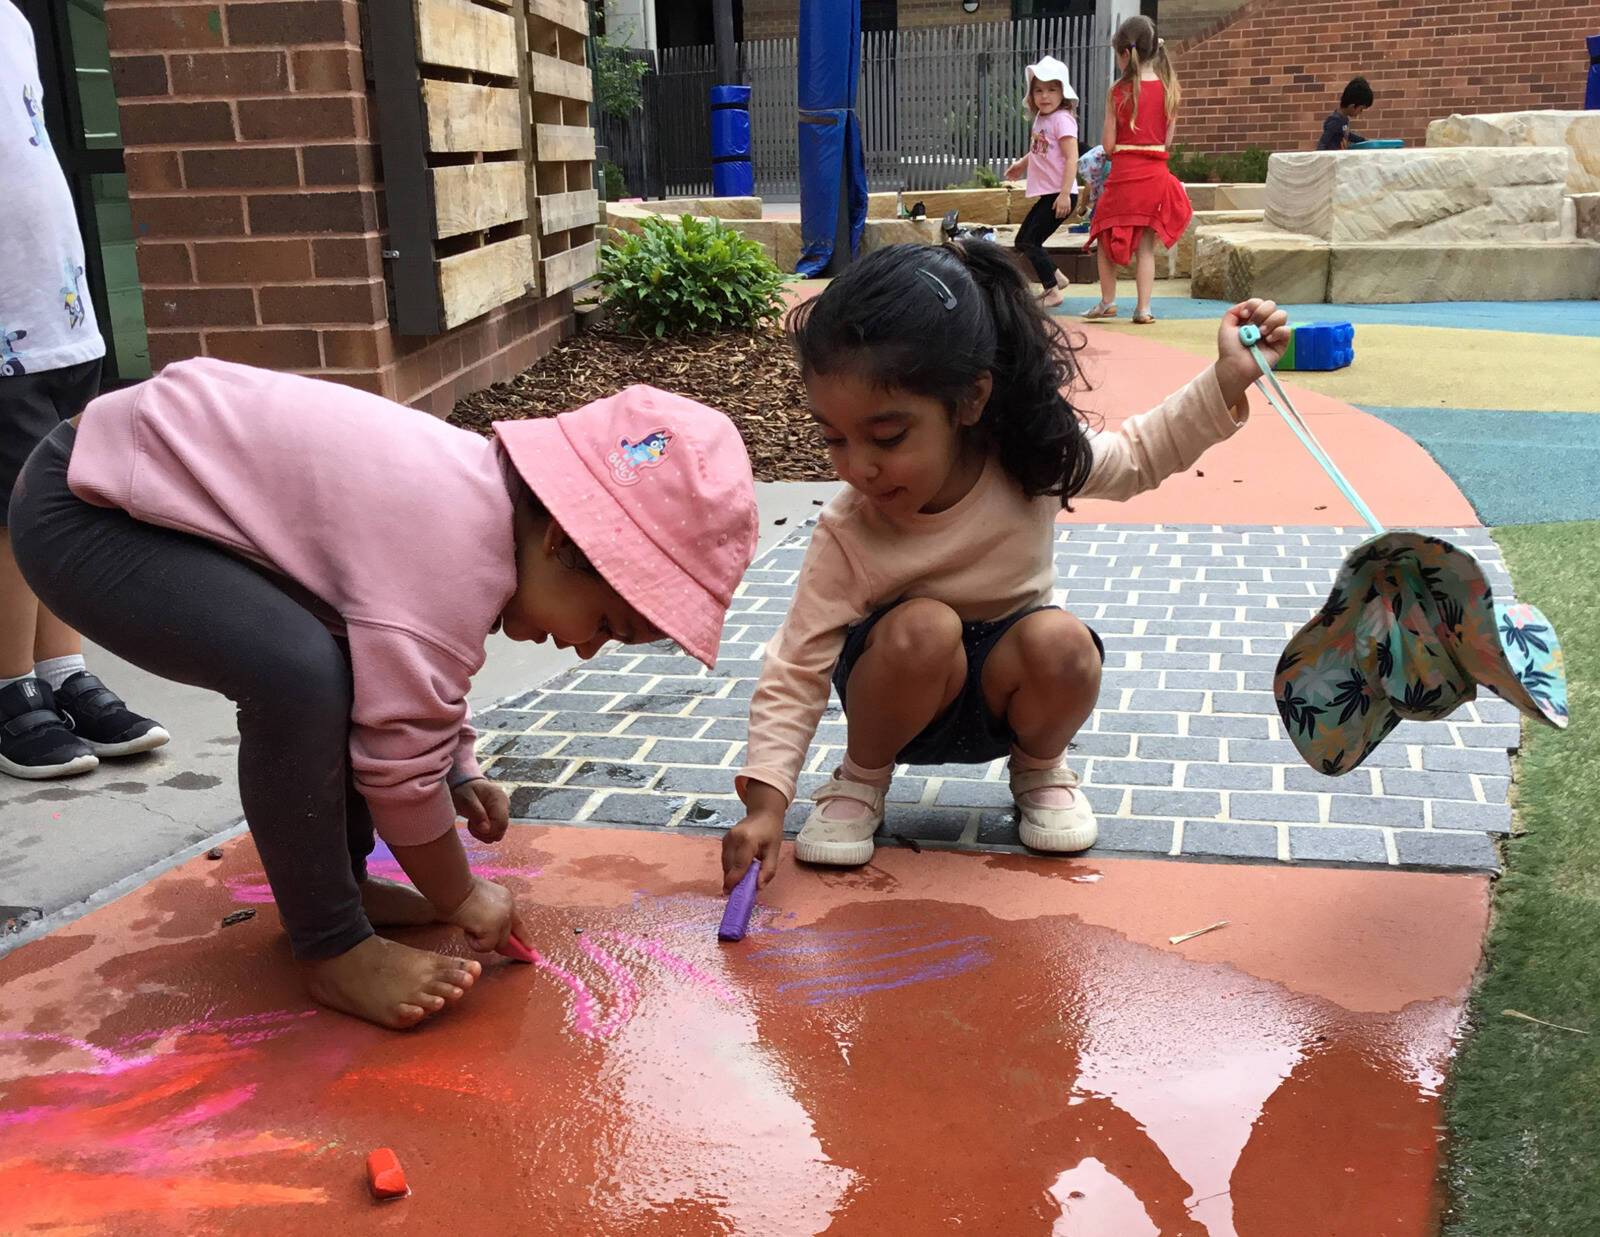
<box><xmin>0</xmin><ymin>824</ymin><xmax>1488</xmax><ymax>1235</ymax></box>
<box><xmin>1061</xmin><ymin>298</ymin><xmax>1600</xmax><ymax>526</ymax></box>
<box><xmin>1063</xmin><ymin>329</ymin><xmax>1476</xmax><ymax>528</ymax></box>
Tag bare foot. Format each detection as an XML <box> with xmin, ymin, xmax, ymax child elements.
<box><xmin>361</xmin><ymin>875</ymin><xmax>439</xmax><ymax>927</ymax></box>
<box><xmin>299</xmin><ymin>935</ymin><xmax>481</xmax><ymax>1030</ymax></box>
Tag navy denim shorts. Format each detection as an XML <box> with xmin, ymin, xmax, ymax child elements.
<box><xmin>831</xmin><ymin>602</ymin><xmax>1105</xmax><ymax>767</ymax></box>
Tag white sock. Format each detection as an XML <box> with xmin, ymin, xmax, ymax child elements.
<box><xmin>1010</xmin><ymin>744</ymin><xmax>1076</xmax><ymax>808</ymax></box>
<box><xmin>34</xmin><ymin>655</ymin><xmax>87</xmax><ymax>691</ymax></box>
<box><xmin>819</xmin><ymin>753</ymin><xmax>894</xmax><ymax>822</ymax></box>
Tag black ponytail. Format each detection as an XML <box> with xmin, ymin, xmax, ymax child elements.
<box><xmin>787</xmin><ymin>239</ymin><xmax>1096</xmax><ymax>504</ymax></box>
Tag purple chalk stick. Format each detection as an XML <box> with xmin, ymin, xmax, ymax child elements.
<box><xmin>718</xmin><ymin>860</ymin><xmax>760</xmax><ymax>942</ymax></box>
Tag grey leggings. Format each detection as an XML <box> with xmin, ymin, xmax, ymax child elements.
<box><xmin>9</xmin><ymin>421</ymin><xmax>377</xmax><ymax>960</ymax></box>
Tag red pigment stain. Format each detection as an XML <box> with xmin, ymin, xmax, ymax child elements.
<box><xmin>0</xmin><ymin>827</ymin><xmax>1483</xmax><ymax>1234</ymax></box>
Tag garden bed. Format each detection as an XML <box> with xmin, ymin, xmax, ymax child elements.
<box><xmin>449</xmin><ymin>328</ymin><xmax>831</xmax><ymax>482</ymax></box>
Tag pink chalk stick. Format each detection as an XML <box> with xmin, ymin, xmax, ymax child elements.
<box><xmin>498</xmin><ymin>935</ymin><xmax>536</xmax><ymax>963</ymax></box>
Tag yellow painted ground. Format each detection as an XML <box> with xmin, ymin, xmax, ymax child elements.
<box><xmin>1081</xmin><ymin>318</ymin><xmax>1600</xmax><ymax>413</ymax></box>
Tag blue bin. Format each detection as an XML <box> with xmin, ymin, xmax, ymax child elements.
<box><xmin>1587</xmin><ymin>34</ymin><xmax>1599</xmax><ymax>110</ymax></box>
<box><xmin>710</xmin><ymin>84</ymin><xmax>753</xmax><ymax>197</ymax></box>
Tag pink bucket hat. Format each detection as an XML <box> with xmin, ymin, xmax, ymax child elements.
<box><xmin>494</xmin><ymin>386</ymin><xmax>758</xmax><ymax>668</ymax></box>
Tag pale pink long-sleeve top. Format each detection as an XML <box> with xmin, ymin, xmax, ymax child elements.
<box><xmin>739</xmin><ymin>368</ymin><xmax>1248</xmax><ymax>804</ymax></box>
<box><xmin>68</xmin><ymin>358</ymin><xmax>518</xmax><ymax>847</ymax></box>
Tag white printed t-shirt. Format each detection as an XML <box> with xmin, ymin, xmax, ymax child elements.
<box><xmin>0</xmin><ymin>2</ymin><xmax>105</xmax><ymax>377</ymax></box>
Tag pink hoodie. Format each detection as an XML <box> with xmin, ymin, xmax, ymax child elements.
<box><xmin>69</xmin><ymin>359</ymin><xmax>516</xmax><ymax>847</ymax></box>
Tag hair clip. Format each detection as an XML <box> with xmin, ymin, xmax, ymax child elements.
<box><xmin>918</xmin><ymin>268</ymin><xmax>958</xmax><ymax>311</ymax></box>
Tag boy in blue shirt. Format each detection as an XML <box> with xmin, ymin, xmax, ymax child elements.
<box><xmin>1317</xmin><ymin>77</ymin><xmax>1374</xmax><ymax>150</ymax></box>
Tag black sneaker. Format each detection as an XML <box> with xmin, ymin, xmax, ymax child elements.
<box><xmin>53</xmin><ymin>671</ymin><xmax>170</xmax><ymax>758</ymax></box>
<box><xmin>0</xmin><ymin>677</ymin><xmax>97</xmax><ymax>780</ymax></box>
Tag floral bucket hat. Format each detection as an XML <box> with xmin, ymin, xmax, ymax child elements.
<box><xmin>1233</xmin><ymin>323</ymin><xmax>1571</xmax><ymax>776</ymax></box>
<box><xmin>1274</xmin><ymin>531</ymin><xmax>1569</xmax><ymax>775</ymax></box>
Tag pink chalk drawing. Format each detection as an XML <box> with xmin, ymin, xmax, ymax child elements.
<box><xmin>527</xmin><ymin>927</ymin><xmax>737</xmax><ymax>1040</ymax></box>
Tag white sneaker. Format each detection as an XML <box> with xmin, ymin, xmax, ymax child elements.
<box><xmin>1010</xmin><ymin>765</ymin><xmax>1097</xmax><ymax>853</ymax></box>
<box><xmin>794</xmin><ymin>772</ymin><xmax>886</xmax><ymax>867</ymax></box>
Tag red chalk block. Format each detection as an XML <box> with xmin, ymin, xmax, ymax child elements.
<box><xmin>498</xmin><ymin>935</ymin><xmax>535</xmax><ymax>964</ymax></box>
<box><xmin>366</xmin><ymin>1147</ymin><xmax>409</xmax><ymax>1200</ymax></box>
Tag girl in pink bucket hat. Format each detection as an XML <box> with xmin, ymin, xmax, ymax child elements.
<box><xmin>8</xmin><ymin>359</ymin><xmax>756</xmax><ymax>1030</ymax></box>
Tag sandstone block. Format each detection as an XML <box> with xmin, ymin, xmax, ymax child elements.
<box><xmin>1426</xmin><ymin>111</ymin><xmax>1600</xmax><ymax>194</ymax></box>
<box><xmin>1328</xmin><ymin>241</ymin><xmax>1600</xmax><ymax>303</ymax></box>
<box><xmin>861</xmin><ymin>217</ymin><xmax>944</xmax><ymax>251</ymax></box>
<box><xmin>1192</xmin><ymin>226</ymin><xmax>1330</xmax><ymax>303</ymax></box>
<box><xmin>1573</xmin><ymin>194</ymin><xmax>1600</xmax><ymax>241</ymax></box>
<box><xmin>1172</xmin><ymin>209</ymin><xmax>1264</xmax><ymax>278</ymax></box>
<box><xmin>725</xmin><ymin>218</ymin><xmax>802</xmax><ymax>272</ymax></box>
<box><xmin>1213</xmin><ymin>183</ymin><xmax>1266</xmax><ymax>211</ymax></box>
<box><xmin>1265</xmin><ymin>148</ymin><xmax>1567</xmax><ymax>243</ymax></box>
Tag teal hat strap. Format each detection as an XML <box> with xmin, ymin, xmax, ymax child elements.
<box><xmin>1238</xmin><ymin>324</ymin><xmax>1386</xmax><ymax>536</ymax></box>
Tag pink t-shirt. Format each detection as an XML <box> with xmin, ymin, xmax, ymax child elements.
<box><xmin>1025</xmin><ymin>107</ymin><xmax>1078</xmax><ymax>198</ymax></box>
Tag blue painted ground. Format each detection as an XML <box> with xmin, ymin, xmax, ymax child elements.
<box><xmin>1358</xmin><ymin>406</ymin><xmax>1600</xmax><ymax>526</ymax></box>
<box><xmin>1056</xmin><ymin>297</ymin><xmax>1600</xmax><ymax>338</ymax></box>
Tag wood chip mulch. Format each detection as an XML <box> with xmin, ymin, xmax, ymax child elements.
<box><xmin>449</xmin><ymin>328</ymin><xmax>831</xmax><ymax>482</ymax></box>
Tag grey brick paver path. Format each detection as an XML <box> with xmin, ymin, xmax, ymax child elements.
<box><xmin>480</xmin><ymin>524</ymin><xmax>1522</xmax><ymax>873</ymax></box>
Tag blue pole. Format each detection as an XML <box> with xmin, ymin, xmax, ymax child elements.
<box><xmin>1587</xmin><ymin>34</ymin><xmax>1600</xmax><ymax>110</ymax></box>
<box><xmin>710</xmin><ymin>85</ymin><xmax>754</xmax><ymax>196</ymax></box>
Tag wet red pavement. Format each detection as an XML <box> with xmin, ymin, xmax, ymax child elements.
<box><xmin>0</xmin><ymin>825</ymin><xmax>1488</xmax><ymax>1236</ymax></box>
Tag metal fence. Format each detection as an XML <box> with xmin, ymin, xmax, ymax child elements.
<box><xmin>601</xmin><ymin>16</ymin><xmax>1106</xmax><ymax>201</ymax></box>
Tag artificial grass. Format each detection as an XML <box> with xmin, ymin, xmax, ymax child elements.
<box><xmin>1442</xmin><ymin>522</ymin><xmax>1600</xmax><ymax>1235</ymax></box>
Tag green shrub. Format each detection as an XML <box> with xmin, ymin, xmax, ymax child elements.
<box><xmin>1169</xmin><ymin>143</ymin><xmax>1271</xmax><ymax>184</ymax></box>
<box><xmin>602</xmin><ymin>160</ymin><xmax>628</xmax><ymax>200</ymax></box>
<box><xmin>594</xmin><ymin>35</ymin><xmax>647</xmax><ymax>117</ymax></box>
<box><xmin>599</xmin><ymin>214</ymin><xmax>786</xmax><ymax>338</ymax></box>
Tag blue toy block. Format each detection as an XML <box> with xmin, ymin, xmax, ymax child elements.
<box><xmin>1275</xmin><ymin>321</ymin><xmax>1354</xmax><ymax>372</ymax></box>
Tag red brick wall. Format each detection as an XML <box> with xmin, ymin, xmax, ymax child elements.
<box><xmin>106</xmin><ymin>0</ymin><xmax>571</xmax><ymax>413</ymax></box>
<box><xmin>1174</xmin><ymin>0</ymin><xmax>1600</xmax><ymax>155</ymax></box>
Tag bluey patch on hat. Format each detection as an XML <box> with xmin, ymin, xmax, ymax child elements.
<box><xmin>608</xmin><ymin>428</ymin><xmax>674</xmax><ymax>487</ymax></box>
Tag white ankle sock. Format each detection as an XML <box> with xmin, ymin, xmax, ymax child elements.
<box><xmin>34</xmin><ymin>655</ymin><xmax>87</xmax><ymax>691</ymax></box>
<box><xmin>1010</xmin><ymin>744</ymin><xmax>1075</xmax><ymax>808</ymax></box>
<box><xmin>819</xmin><ymin>753</ymin><xmax>894</xmax><ymax>822</ymax></box>
<box><xmin>841</xmin><ymin>752</ymin><xmax>894</xmax><ymax>787</ymax></box>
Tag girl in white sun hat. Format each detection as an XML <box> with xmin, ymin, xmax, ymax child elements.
<box><xmin>1004</xmin><ymin>55</ymin><xmax>1081</xmax><ymax>309</ymax></box>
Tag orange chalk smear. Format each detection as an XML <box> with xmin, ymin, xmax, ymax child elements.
<box><xmin>365</xmin><ymin>1148</ymin><xmax>408</xmax><ymax>1200</ymax></box>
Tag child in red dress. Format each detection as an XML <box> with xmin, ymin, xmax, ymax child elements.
<box><xmin>1083</xmin><ymin>16</ymin><xmax>1193</xmax><ymax>325</ymax></box>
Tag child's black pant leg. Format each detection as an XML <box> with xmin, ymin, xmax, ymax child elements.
<box><xmin>1013</xmin><ymin>194</ymin><xmax>1065</xmax><ymax>288</ymax></box>
<box><xmin>9</xmin><ymin>422</ymin><xmax>375</xmax><ymax>962</ymax></box>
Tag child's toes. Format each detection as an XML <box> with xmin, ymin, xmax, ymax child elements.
<box><xmin>394</xmin><ymin>1003</ymin><xmax>428</xmax><ymax>1028</ymax></box>
<box><xmin>427</xmin><ymin>979</ymin><xmax>467</xmax><ymax>1003</ymax></box>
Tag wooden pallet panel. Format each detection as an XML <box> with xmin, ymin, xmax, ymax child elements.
<box><xmin>534</xmin><ymin>122</ymin><xmax>595</xmax><ymax>162</ymax></box>
<box><xmin>438</xmin><ymin>234</ymin><xmax>537</xmax><ymax>328</ymax></box>
<box><xmin>535</xmin><ymin>188</ymin><xmax>598</xmax><ymax>235</ymax></box>
<box><xmin>525</xmin><ymin>0</ymin><xmax>586</xmax><ymax>34</ymax></box>
<box><xmin>540</xmin><ymin>240</ymin><xmax>597</xmax><ymax>296</ymax></box>
<box><xmin>432</xmin><ymin>161</ymin><xmax>528</xmax><ymax>238</ymax></box>
<box><xmin>529</xmin><ymin>50</ymin><xmax>592</xmax><ymax>102</ymax></box>
<box><xmin>416</xmin><ymin>0</ymin><xmax>518</xmax><ymax>77</ymax></box>
<box><xmin>422</xmin><ymin>79</ymin><xmax>522</xmax><ymax>153</ymax></box>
